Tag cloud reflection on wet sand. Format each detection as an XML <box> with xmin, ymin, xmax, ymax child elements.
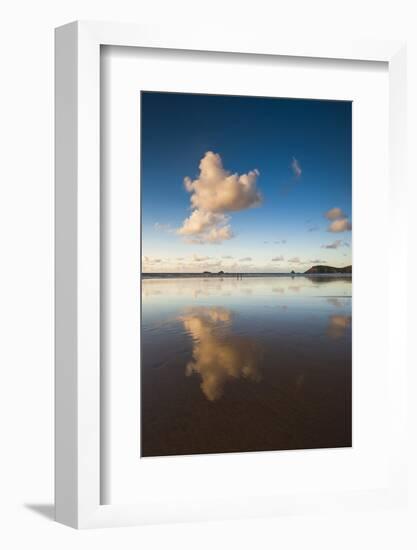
<box><xmin>141</xmin><ymin>276</ymin><xmax>352</xmax><ymax>456</ymax></box>
<box><xmin>327</xmin><ymin>314</ymin><xmax>352</xmax><ymax>339</ymax></box>
<box><xmin>179</xmin><ymin>306</ymin><xmax>262</xmax><ymax>401</ymax></box>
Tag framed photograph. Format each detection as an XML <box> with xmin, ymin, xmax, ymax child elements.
<box><xmin>139</xmin><ymin>91</ymin><xmax>353</xmax><ymax>457</ymax></box>
<box><xmin>55</xmin><ymin>21</ymin><xmax>407</xmax><ymax>528</ymax></box>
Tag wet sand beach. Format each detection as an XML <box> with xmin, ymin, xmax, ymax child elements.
<box><xmin>141</xmin><ymin>275</ymin><xmax>352</xmax><ymax>457</ymax></box>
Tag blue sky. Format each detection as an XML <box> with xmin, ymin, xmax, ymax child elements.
<box><xmin>141</xmin><ymin>92</ymin><xmax>351</xmax><ymax>273</ymax></box>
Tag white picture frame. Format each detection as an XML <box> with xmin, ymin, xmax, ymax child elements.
<box><xmin>55</xmin><ymin>20</ymin><xmax>407</xmax><ymax>529</ymax></box>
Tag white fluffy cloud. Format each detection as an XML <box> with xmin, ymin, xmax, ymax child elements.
<box><xmin>178</xmin><ymin>152</ymin><xmax>261</xmax><ymax>244</ymax></box>
<box><xmin>178</xmin><ymin>210</ymin><xmax>233</xmax><ymax>244</ymax></box>
<box><xmin>183</xmin><ymin>152</ymin><xmax>261</xmax><ymax>212</ymax></box>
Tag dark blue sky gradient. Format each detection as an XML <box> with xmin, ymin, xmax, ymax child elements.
<box><xmin>141</xmin><ymin>91</ymin><xmax>352</xmax><ymax>272</ymax></box>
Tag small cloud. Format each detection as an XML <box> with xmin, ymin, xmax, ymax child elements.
<box><xmin>288</xmin><ymin>257</ymin><xmax>302</xmax><ymax>263</ymax></box>
<box><xmin>328</xmin><ymin>218</ymin><xmax>352</xmax><ymax>233</ymax></box>
<box><xmin>263</xmin><ymin>241</ymin><xmax>269</xmax><ymax>244</ymax></box>
<box><xmin>193</xmin><ymin>254</ymin><xmax>211</xmax><ymax>262</ymax></box>
<box><xmin>325</xmin><ymin>207</ymin><xmax>345</xmax><ymax>220</ymax></box>
<box><xmin>291</xmin><ymin>157</ymin><xmax>302</xmax><ymax>178</ymax></box>
<box><xmin>142</xmin><ymin>256</ymin><xmax>162</xmax><ymax>264</ymax></box>
<box><xmin>222</xmin><ymin>255</ymin><xmax>233</xmax><ymax>259</ymax></box>
<box><xmin>272</xmin><ymin>255</ymin><xmax>284</xmax><ymax>262</ymax></box>
<box><xmin>321</xmin><ymin>240</ymin><xmax>343</xmax><ymax>249</ymax></box>
<box><xmin>324</xmin><ymin>207</ymin><xmax>351</xmax><ymax>233</ymax></box>
<box><xmin>239</xmin><ymin>257</ymin><xmax>252</xmax><ymax>262</ymax></box>
<box><xmin>274</xmin><ymin>239</ymin><xmax>287</xmax><ymax>244</ymax></box>
<box><xmin>310</xmin><ymin>258</ymin><xmax>327</xmax><ymax>263</ymax></box>
<box><xmin>308</xmin><ymin>225</ymin><xmax>320</xmax><ymax>232</ymax></box>
<box><xmin>153</xmin><ymin>222</ymin><xmax>173</xmax><ymax>233</ymax></box>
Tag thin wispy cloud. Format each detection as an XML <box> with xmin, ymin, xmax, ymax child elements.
<box><xmin>239</xmin><ymin>257</ymin><xmax>253</xmax><ymax>262</ymax></box>
<box><xmin>178</xmin><ymin>152</ymin><xmax>261</xmax><ymax>244</ymax></box>
<box><xmin>272</xmin><ymin>255</ymin><xmax>284</xmax><ymax>262</ymax></box>
<box><xmin>321</xmin><ymin>240</ymin><xmax>343</xmax><ymax>249</ymax></box>
<box><xmin>280</xmin><ymin>157</ymin><xmax>302</xmax><ymax>196</ymax></box>
<box><xmin>154</xmin><ymin>222</ymin><xmax>173</xmax><ymax>233</ymax></box>
<box><xmin>291</xmin><ymin>157</ymin><xmax>302</xmax><ymax>178</ymax></box>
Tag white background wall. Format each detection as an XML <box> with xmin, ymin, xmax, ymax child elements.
<box><xmin>0</xmin><ymin>0</ymin><xmax>416</xmax><ymax>548</ymax></box>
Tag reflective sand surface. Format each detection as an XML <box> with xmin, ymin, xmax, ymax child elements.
<box><xmin>141</xmin><ymin>276</ymin><xmax>352</xmax><ymax>457</ymax></box>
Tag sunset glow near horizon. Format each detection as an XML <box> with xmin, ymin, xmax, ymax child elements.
<box><xmin>141</xmin><ymin>92</ymin><xmax>352</xmax><ymax>273</ymax></box>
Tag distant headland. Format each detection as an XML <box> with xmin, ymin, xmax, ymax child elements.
<box><xmin>303</xmin><ymin>265</ymin><xmax>352</xmax><ymax>274</ymax></box>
